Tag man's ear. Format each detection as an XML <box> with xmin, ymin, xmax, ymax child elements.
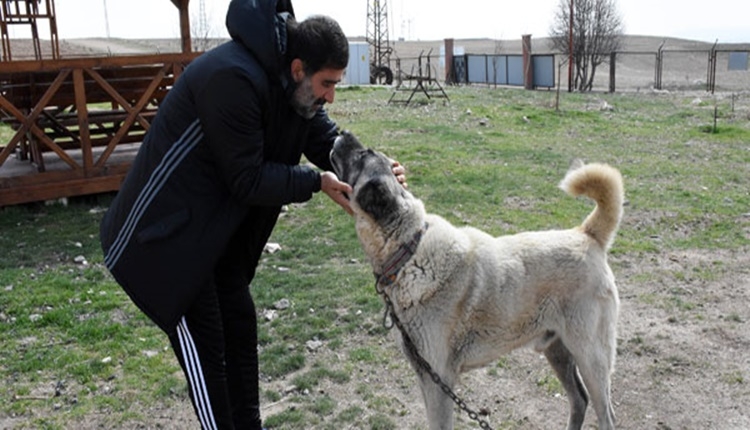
<box><xmin>290</xmin><ymin>59</ymin><xmax>305</xmax><ymax>82</ymax></box>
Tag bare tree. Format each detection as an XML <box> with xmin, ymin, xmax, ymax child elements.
<box><xmin>491</xmin><ymin>39</ymin><xmax>504</xmax><ymax>87</ymax></box>
<box><xmin>191</xmin><ymin>1</ymin><xmax>218</xmax><ymax>52</ymax></box>
<box><xmin>549</xmin><ymin>0</ymin><xmax>623</xmax><ymax>91</ymax></box>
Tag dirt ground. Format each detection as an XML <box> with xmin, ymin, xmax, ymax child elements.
<box><xmin>264</xmin><ymin>248</ymin><xmax>750</xmax><ymax>429</ymax></box>
<box><xmin>37</xmin><ymin>246</ymin><xmax>745</xmax><ymax>430</ymax></box>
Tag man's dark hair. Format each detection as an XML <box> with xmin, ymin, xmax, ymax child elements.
<box><xmin>286</xmin><ymin>15</ymin><xmax>349</xmax><ymax>74</ymax></box>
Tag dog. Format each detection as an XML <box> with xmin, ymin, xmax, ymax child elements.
<box><xmin>330</xmin><ymin>131</ymin><xmax>624</xmax><ymax>430</ymax></box>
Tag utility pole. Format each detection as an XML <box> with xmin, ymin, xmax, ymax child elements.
<box><xmin>366</xmin><ymin>0</ymin><xmax>394</xmax><ymax>84</ymax></box>
<box><xmin>103</xmin><ymin>0</ymin><xmax>110</xmax><ymax>38</ymax></box>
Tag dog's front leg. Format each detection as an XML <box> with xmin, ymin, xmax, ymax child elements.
<box><xmin>416</xmin><ymin>369</ymin><xmax>456</xmax><ymax>430</ymax></box>
<box><xmin>398</xmin><ymin>320</ymin><xmax>458</xmax><ymax>429</ymax></box>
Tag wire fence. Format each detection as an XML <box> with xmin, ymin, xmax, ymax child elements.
<box><xmin>594</xmin><ymin>49</ymin><xmax>750</xmax><ymax>93</ymax></box>
<box><xmin>388</xmin><ymin>43</ymin><xmax>750</xmax><ymax>94</ymax></box>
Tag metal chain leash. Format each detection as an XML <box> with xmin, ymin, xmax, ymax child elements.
<box><xmin>375</xmin><ymin>280</ymin><xmax>493</xmax><ymax>430</ymax></box>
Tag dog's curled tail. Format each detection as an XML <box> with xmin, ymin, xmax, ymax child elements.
<box><xmin>559</xmin><ymin>160</ymin><xmax>624</xmax><ymax>250</ymax></box>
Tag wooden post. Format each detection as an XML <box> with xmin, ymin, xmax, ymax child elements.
<box><xmin>171</xmin><ymin>0</ymin><xmax>192</xmax><ymax>53</ymax></box>
<box><xmin>444</xmin><ymin>38</ymin><xmax>454</xmax><ymax>84</ymax></box>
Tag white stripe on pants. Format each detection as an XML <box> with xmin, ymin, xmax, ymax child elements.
<box><xmin>176</xmin><ymin>316</ymin><xmax>218</xmax><ymax>430</ymax></box>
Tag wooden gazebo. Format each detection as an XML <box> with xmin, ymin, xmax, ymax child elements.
<box><xmin>0</xmin><ymin>0</ymin><xmax>202</xmax><ymax>206</ymax></box>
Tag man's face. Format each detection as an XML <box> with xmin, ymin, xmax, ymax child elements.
<box><xmin>291</xmin><ymin>59</ymin><xmax>344</xmax><ymax>119</ymax></box>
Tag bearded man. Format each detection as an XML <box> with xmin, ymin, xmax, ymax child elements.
<box><xmin>100</xmin><ymin>1</ymin><xmax>404</xmax><ymax>428</ymax></box>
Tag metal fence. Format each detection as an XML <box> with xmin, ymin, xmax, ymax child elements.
<box><xmin>602</xmin><ymin>49</ymin><xmax>750</xmax><ymax>93</ymax></box>
<box><xmin>392</xmin><ymin>44</ymin><xmax>750</xmax><ymax>93</ymax></box>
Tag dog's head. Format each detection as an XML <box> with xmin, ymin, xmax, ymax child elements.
<box><xmin>330</xmin><ymin>131</ymin><xmax>415</xmax><ymax>227</ymax></box>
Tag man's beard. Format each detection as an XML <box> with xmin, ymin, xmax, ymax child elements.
<box><xmin>291</xmin><ymin>77</ymin><xmax>326</xmax><ymax>119</ymax></box>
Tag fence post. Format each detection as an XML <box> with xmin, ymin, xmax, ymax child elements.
<box><xmin>609</xmin><ymin>52</ymin><xmax>616</xmax><ymax>93</ymax></box>
<box><xmin>522</xmin><ymin>34</ymin><xmax>533</xmax><ymax>90</ymax></box>
<box><xmin>707</xmin><ymin>39</ymin><xmax>718</xmax><ymax>94</ymax></box>
<box><xmin>654</xmin><ymin>41</ymin><xmax>664</xmax><ymax>90</ymax></box>
<box><xmin>484</xmin><ymin>54</ymin><xmax>490</xmax><ymax>85</ymax></box>
<box><xmin>444</xmin><ymin>38</ymin><xmax>454</xmax><ymax>84</ymax></box>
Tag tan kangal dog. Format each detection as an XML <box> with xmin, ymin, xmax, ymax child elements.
<box><xmin>330</xmin><ymin>131</ymin><xmax>624</xmax><ymax>430</ymax></box>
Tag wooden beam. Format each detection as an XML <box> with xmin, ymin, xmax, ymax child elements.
<box><xmin>0</xmin><ymin>168</ymin><xmax>129</xmax><ymax>207</ymax></box>
<box><xmin>73</xmin><ymin>69</ymin><xmax>93</xmax><ymax>172</ymax></box>
<box><xmin>0</xmin><ymin>52</ymin><xmax>199</xmax><ymax>74</ymax></box>
<box><xmin>96</xmin><ymin>64</ymin><xmax>170</xmax><ymax>168</ymax></box>
<box><xmin>85</xmin><ymin>68</ymin><xmax>152</xmax><ymax>130</ymax></box>
<box><xmin>169</xmin><ymin>0</ymin><xmax>192</xmax><ymax>54</ymax></box>
<box><xmin>0</xmin><ymin>70</ymin><xmax>80</xmax><ymax>170</ymax></box>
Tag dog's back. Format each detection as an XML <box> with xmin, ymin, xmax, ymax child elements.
<box><xmin>559</xmin><ymin>161</ymin><xmax>624</xmax><ymax>251</ymax></box>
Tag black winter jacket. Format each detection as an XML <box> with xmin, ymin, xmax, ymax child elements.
<box><xmin>100</xmin><ymin>0</ymin><xmax>338</xmax><ymax>333</ymax></box>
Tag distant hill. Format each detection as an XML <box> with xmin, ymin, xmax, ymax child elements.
<box><xmin>2</xmin><ymin>35</ymin><xmax>747</xmax><ymax>92</ymax></box>
<box><xmin>1</xmin><ymin>35</ymin><xmax>747</xmax><ymax>61</ymax></box>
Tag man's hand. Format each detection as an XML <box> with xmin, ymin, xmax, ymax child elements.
<box><xmin>390</xmin><ymin>159</ymin><xmax>407</xmax><ymax>188</ymax></box>
<box><xmin>320</xmin><ymin>171</ymin><xmax>353</xmax><ymax>215</ymax></box>
<box><xmin>321</xmin><ymin>159</ymin><xmax>404</xmax><ymax>216</ymax></box>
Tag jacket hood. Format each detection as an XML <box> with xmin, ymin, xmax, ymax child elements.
<box><xmin>226</xmin><ymin>0</ymin><xmax>291</xmax><ymax>80</ymax></box>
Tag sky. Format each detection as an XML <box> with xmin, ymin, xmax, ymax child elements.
<box><xmin>14</xmin><ymin>0</ymin><xmax>750</xmax><ymax>44</ymax></box>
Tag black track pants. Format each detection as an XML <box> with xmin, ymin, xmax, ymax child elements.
<box><xmin>167</xmin><ymin>209</ymin><xmax>278</xmax><ymax>429</ymax></box>
<box><xmin>168</xmin><ymin>278</ymin><xmax>261</xmax><ymax>430</ymax></box>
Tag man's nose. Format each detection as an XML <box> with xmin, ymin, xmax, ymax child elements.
<box><xmin>323</xmin><ymin>87</ymin><xmax>335</xmax><ymax>104</ymax></box>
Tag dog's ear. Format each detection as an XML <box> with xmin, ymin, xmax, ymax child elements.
<box><xmin>356</xmin><ymin>176</ymin><xmax>399</xmax><ymax>225</ymax></box>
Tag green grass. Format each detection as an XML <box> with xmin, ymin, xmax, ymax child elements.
<box><xmin>1</xmin><ymin>85</ymin><xmax>749</xmax><ymax>428</ymax></box>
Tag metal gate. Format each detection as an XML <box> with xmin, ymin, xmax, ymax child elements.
<box><xmin>454</xmin><ymin>54</ymin><xmax>555</xmax><ymax>88</ymax></box>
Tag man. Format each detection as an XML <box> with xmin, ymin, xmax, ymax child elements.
<box><xmin>100</xmin><ymin>0</ymin><xmax>404</xmax><ymax>428</ymax></box>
